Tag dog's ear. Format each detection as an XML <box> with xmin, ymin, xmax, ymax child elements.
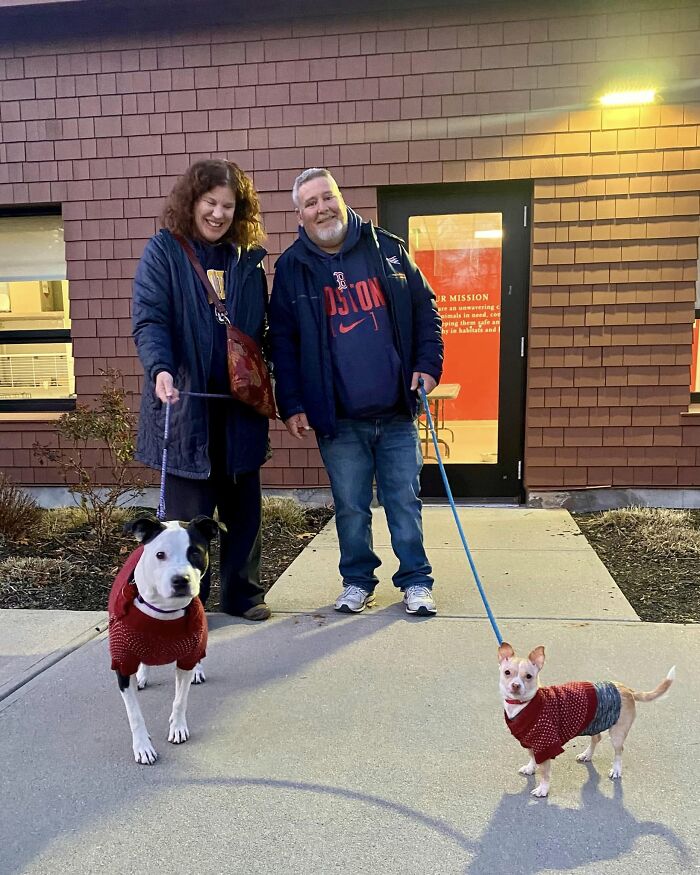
<box><xmin>188</xmin><ymin>515</ymin><xmax>226</xmax><ymax>542</ymax></box>
<box><xmin>498</xmin><ymin>642</ymin><xmax>515</xmax><ymax>663</ymax></box>
<box><xmin>528</xmin><ymin>646</ymin><xmax>545</xmax><ymax>670</ymax></box>
<box><xmin>123</xmin><ymin>516</ymin><xmax>166</xmax><ymax>544</ymax></box>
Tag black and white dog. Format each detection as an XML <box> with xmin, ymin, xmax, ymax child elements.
<box><xmin>109</xmin><ymin>515</ymin><xmax>222</xmax><ymax>764</ymax></box>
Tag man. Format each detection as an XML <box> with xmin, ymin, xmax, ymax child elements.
<box><xmin>269</xmin><ymin>168</ymin><xmax>443</xmax><ymax>616</ymax></box>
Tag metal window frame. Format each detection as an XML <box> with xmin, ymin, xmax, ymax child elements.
<box><xmin>0</xmin><ymin>206</ymin><xmax>75</xmax><ymax>413</ymax></box>
<box><xmin>0</xmin><ymin>330</ymin><xmax>76</xmax><ymax>413</ymax></box>
<box><xmin>692</xmin><ymin>308</ymin><xmax>700</xmax><ymax>405</ymax></box>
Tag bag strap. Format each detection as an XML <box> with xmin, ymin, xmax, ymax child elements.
<box><xmin>175</xmin><ymin>234</ymin><xmax>231</xmax><ymax>326</ymax></box>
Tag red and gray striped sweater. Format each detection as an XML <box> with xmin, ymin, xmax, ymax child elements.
<box><xmin>505</xmin><ymin>683</ymin><xmax>599</xmax><ymax>764</ymax></box>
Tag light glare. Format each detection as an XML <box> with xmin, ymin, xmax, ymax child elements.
<box><xmin>474</xmin><ymin>229</ymin><xmax>503</xmax><ymax>239</ymax></box>
<box><xmin>599</xmin><ymin>89</ymin><xmax>656</xmax><ymax>107</ymax></box>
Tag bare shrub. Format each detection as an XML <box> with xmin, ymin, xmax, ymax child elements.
<box><xmin>34</xmin><ymin>369</ymin><xmax>144</xmax><ymax>548</ymax></box>
<box><xmin>0</xmin><ymin>474</ymin><xmax>43</xmax><ymax>543</ymax></box>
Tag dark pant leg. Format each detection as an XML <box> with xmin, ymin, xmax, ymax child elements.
<box><xmin>163</xmin><ymin>474</ymin><xmax>217</xmax><ymax>605</ymax></box>
<box><xmin>214</xmin><ymin>468</ymin><xmax>265</xmax><ymax>614</ymax></box>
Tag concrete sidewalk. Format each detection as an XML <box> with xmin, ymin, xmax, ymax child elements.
<box><xmin>0</xmin><ymin>508</ymin><xmax>697</xmax><ymax>875</ymax></box>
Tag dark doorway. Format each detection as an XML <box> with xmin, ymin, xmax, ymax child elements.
<box><xmin>379</xmin><ymin>181</ymin><xmax>531</xmax><ymax>500</ymax></box>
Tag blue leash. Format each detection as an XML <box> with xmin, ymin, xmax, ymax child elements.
<box><xmin>418</xmin><ymin>379</ymin><xmax>503</xmax><ymax>644</ymax></box>
<box><xmin>156</xmin><ymin>390</ymin><xmax>235</xmax><ymax>521</ymax></box>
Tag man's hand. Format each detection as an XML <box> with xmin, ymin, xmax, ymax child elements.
<box><xmin>155</xmin><ymin>371</ymin><xmax>180</xmax><ymax>404</ymax></box>
<box><xmin>411</xmin><ymin>372</ymin><xmax>437</xmax><ymax>394</ymax></box>
<box><xmin>285</xmin><ymin>412</ymin><xmax>311</xmax><ymax>440</ymax></box>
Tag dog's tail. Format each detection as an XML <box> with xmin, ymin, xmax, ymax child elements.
<box><xmin>632</xmin><ymin>666</ymin><xmax>675</xmax><ymax>702</ymax></box>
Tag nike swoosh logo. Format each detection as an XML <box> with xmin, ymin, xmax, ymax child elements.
<box><xmin>338</xmin><ymin>319</ymin><xmax>366</xmax><ymax>334</ymax></box>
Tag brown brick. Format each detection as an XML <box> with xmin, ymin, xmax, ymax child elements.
<box><xmin>2</xmin><ymin>7</ymin><xmax>700</xmax><ymax>493</ymax></box>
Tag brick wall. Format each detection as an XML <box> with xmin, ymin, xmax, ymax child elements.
<box><xmin>527</xmin><ymin>105</ymin><xmax>700</xmax><ymax>488</ymax></box>
<box><xmin>1</xmin><ymin>0</ymin><xmax>699</xmax><ymax>491</ymax></box>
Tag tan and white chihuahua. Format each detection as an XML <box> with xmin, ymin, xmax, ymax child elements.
<box><xmin>498</xmin><ymin>642</ymin><xmax>675</xmax><ymax>798</ymax></box>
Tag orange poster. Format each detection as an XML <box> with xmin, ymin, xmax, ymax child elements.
<box><xmin>413</xmin><ymin>242</ymin><xmax>501</xmax><ymax>421</ymax></box>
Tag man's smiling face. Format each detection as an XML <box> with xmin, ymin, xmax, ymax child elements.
<box><xmin>296</xmin><ymin>175</ymin><xmax>348</xmax><ymax>252</ymax></box>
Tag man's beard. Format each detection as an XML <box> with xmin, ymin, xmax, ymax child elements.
<box><xmin>315</xmin><ymin>217</ymin><xmax>346</xmax><ymax>246</ymax></box>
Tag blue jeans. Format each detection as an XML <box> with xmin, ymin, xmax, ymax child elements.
<box><xmin>318</xmin><ymin>415</ymin><xmax>433</xmax><ymax>593</ymax></box>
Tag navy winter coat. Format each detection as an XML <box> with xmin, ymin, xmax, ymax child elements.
<box><xmin>132</xmin><ymin>229</ymin><xmax>269</xmax><ymax>478</ymax></box>
<box><xmin>269</xmin><ymin>221</ymin><xmax>443</xmax><ymax>438</ymax></box>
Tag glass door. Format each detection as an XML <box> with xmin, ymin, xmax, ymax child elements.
<box><xmin>379</xmin><ymin>182</ymin><xmax>531</xmax><ymax>499</ymax></box>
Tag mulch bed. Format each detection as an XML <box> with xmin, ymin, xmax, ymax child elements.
<box><xmin>0</xmin><ymin>506</ymin><xmax>334</xmax><ymax>611</ymax></box>
<box><xmin>3</xmin><ymin>505</ymin><xmax>697</xmax><ymax>624</ymax></box>
<box><xmin>573</xmin><ymin>511</ymin><xmax>700</xmax><ymax>625</ymax></box>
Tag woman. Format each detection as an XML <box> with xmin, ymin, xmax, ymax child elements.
<box><xmin>132</xmin><ymin>159</ymin><xmax>271</xmax><ymax>620</ymax></box>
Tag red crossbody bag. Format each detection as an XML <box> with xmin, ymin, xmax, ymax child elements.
<box><xmin>176</xmin><ymin>235</ymin><xmax>276</xmax><ymax>420</ymax></box>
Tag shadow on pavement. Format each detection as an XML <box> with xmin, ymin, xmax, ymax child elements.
<box><xmin>464</xmin><ymin>763</ymin><xmax>692</xmax><ymax>874</ymax></box>
<box><xmin>1</xmin><ymin>607</ymin><xmax>408</xmax><ymax>875</ymax></box>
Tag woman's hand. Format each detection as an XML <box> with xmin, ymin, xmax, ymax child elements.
<box><xmin>285</xmin><ymin>412</ymin><xmax>311</xmax><ymax>439</ymax></box>
<box><xmin>155</xmin><ymin>371</ymin><xmax>180</xmax><ymax>404</ymax></box>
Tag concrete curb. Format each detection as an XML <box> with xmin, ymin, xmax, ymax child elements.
<box><xmin>0</xmin><ymin>616</ymin><xmax>107</xmax><ymax>705</ymax></box>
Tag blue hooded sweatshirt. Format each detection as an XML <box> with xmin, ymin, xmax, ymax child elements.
<box><xmin>269</xmin><ymin>212</ymin><xmax>443</xmax><ymax>438</ymax></box>
<box><xmin>297</xmin><ymin>209</ymin><xmax>402</xmax><ymax>418</ymax></box>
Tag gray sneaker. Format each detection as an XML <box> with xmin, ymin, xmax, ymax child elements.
<box><xmin>403</xmin><ymin>585</ymin><xmax>437</xmax><ymax>616</ymax></box>
<box><xmin>334</xmin><ymin>585</ymin><xmax>375</xmax><ymax>613</ymax></box>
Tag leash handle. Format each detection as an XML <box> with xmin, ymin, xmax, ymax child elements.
<box><xmin>418</xmin><ymin>378</ymin><xmax>503</xmax><ymax>644</ymax></box>
<box><xmin>180</xmin><ymin>390</ymin><xmax>232</xmax><ymax>399</ymax></box>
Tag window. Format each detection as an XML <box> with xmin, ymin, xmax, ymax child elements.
<box><xmin>0</xmin><ymin>210</ymin><xmax>75</xmax><ymax>412</ymax></box>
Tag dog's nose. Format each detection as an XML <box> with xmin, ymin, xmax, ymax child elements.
<box><xmin>171</xmin><ymin>575</ymin><xmax>191</xmax><ymax>595</ymax></box>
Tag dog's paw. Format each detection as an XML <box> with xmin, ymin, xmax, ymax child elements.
<box><xmin>133</xmin><ymin>735</ymin><xmax>158</xmax><ymax>765</ymax></box>
<box><xmin>519</xmin><ymin>763</ymin><xmax>536</xmax><ymax>776</ymax></box>
<box><xmin>531</xmin><ymin>784</ymin><xmax>549</xmax><ymax>798</ymax></box>
<box><xmin>168</xmin><ymin>719</ymin><xmax>190</xmax><ymax>744</ymax></box>
<box><xmin>576</xmin><ymin>750</ymin><xmax>593</xmax><ymax>763</ymax></box>
<box><xmin>192</xmin><ymin>663</ymin><xmax>206</xmax><ymax>684</ymax></box>
<box><xmin>609</xmin><ymin>765</ymin><xmax>622</xmax><ymax>779</ymax></box>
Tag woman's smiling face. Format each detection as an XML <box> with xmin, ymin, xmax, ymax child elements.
<box><xmin>193</xmin><ymin>185</ymin><xmax>236</xmax><ymax>243</ymax></box>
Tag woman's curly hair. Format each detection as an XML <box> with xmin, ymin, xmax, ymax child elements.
<box><xmin>161</xmin><ymin>159</ymin><xmax>265</xmax><ymax>247</ymax></box>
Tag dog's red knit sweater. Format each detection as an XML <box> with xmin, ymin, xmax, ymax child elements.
<box><xmin>505</xmin><ymin>682</ymin><xmax>598</xmax><ymax>764</ymax></box>
<box><xmin>108</xmin><ymin>546</ymin><xmax>207</xmax><ymax>677</ymax></box>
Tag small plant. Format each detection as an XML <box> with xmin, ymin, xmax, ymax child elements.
<box><xmin>39</xmin><ymin>506</ymin><xmax>88</xmax><ymax>539</ymax></box>
<box><xmin>587</xmin><ymin>506</ymin><xmax>700</xmax><ymax>559</ymax></box>
<box><xmin>0</xmin><ymin>473</ymin><xmax>43</xmax><ymax>543</ymax></box>
<box><xmin>34</xmin><ymin>369</ymin><xmax>144</xmax><ymax>548</ymax></box>
<box><xmin>262</xmin><ymin>497</ymin><xmax>307</xmax><ymax>534</ymax></box>
<box><xmin>0</xmin><ymin>555</ymin><xmax>77</xmax><ymax>588</ymax></box>
<box><xmin>0</xmin><ymin>556</ymin><xmax>79</xmax><ymax>607</ymax></box>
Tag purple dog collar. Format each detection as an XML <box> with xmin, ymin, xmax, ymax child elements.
<box><xmin>136</xmin><ymin>594</ymin><xmax>185</xmax><ymax>615</ymax></box>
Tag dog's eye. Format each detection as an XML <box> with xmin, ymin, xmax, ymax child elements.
<box><xmin>525</xmin><ymin>673</ymin><xmax>532</xmax><ymax>680</ymax></box>
<box><xmin>504</xmin><ymin>670</ymin><xmax>511</xmax><ymax>676</ymax></box>
<box><xmin>187</xmin><ymin>545</ymin><xmax>207</xmax><ymax>571</ymax></box>
<box><xmin>156</xmin><ymin>551</ymin><xmax>166</xmax><ymax>560</ymax></box>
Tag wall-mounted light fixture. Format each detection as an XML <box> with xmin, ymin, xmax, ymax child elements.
<box><xmin>599</xmin><ymin>88</ymin><xmax>657</xmax><ymax>107</ymax></box>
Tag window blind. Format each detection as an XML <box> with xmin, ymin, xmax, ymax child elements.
<box><xmin>0</xmin><ymin>215</ymin><xmax>66</xmax><ymax>281</ymax></box>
